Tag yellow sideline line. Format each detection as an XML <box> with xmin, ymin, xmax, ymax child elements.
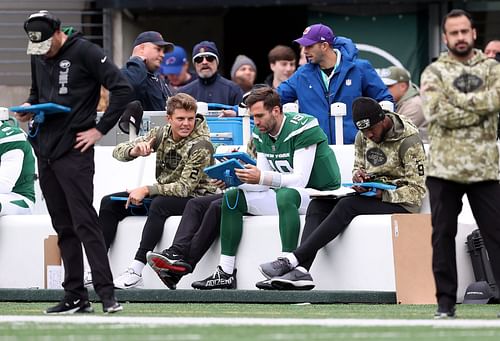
<box><xmin>1</xmin><ymin>316</ymin><xmax>500</xmax><ymax>328</ymax></box>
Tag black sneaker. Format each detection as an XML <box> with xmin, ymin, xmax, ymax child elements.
<box><xmin>146</xmin><ymin>250</ymin><xmax>192</xmax><ymax>275</ymax></box>
<box><xmin>259</xmin><ymin>257</ymin><xmax>293</xmax><ymax>279</ymax></box>
<box><xmin>270</xmin><ymin>268</ymin><xmax>315</xmax><ymax>290</ymax></box>
<box><xmin>191</xmin><ymin>266</ymin><xmax>237</xmax><ymax>290</ymax></box>
<box><xmin>255</xmin><ymin>279</ymin><xmax>276</xmax><ymax>290</ymax></box>
<box><xmin>157</xmin><ymin>270</ymin><xmax>182</xmax><ymax>290</ymax></box>
<box><xmin>434</xmin><ymin>306</ymin><xmax>456</xmax><ymax>319</ymax></box>
<box><xmin>102</xmin><ymin>297</ymin><xmax>123</xmax><ymax>314</ymax></box>
<box><xmin>44</xmin><ymin>297</ymin><xmax>94</xmax><ymax>314</ymax></box>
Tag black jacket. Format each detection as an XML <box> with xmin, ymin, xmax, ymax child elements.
<box><xmin>27</xmin><ymin>31</ymin><xmax>132</xmax><ymax>161</ymax></box>
<box><xmin>121</xmin><ymin>56</ymin><xmax>174</xmax><ymax>111</ymax></box>
<box><xmin>179</xmin><ymin>73</ymin><xmax>243</xmax><ymax>105</ymax></box>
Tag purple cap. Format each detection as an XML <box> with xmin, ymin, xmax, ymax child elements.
<box><xmin>160</xmin><ymin>45</ymin><xmax>188</xmax><ymax>75</ymax></box>
<box><xmin>294</xmin><ymin>24</ymin><xmax>335</xmax><ymax>47</ymax></box>
<box><xmin>133</xmin><ymin>31</ymin><xmax>174</xmax><ymax>52</ymax></box>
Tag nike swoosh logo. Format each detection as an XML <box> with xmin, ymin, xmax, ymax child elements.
<box><xmin>73</xmin><ymin>299</ymin><xmax>80</xmax><ymax>305</ymax></box>
<box><xmin>124</xmin><ymin>280</ymin><xmax>141</xmax><ymax>287</ymax></box>
<box><xmin>101</xmin><ymin>56</ymin><xmax>107</xmax><ymax>63</ymax></box>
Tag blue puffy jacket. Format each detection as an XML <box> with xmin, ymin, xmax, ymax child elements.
<box><xmin>278</xmin><ymin>37</ymin><xmax>392</xmax><ymax>144</ymax></box>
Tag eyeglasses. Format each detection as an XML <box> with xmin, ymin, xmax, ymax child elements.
<box><xmin>194</xmin><ymin>55</ymin><xmax>216</xmax><ymax>64</ymax></box>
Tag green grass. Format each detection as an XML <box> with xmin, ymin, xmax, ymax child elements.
<box><xmin>1</xmin><ymin>302</ymin><xmax>500</xmax><ymax>341</ymax></box>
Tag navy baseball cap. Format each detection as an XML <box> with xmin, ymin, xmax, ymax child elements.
<box><xmin>294</xmin><ymin>24</ymin><xmax>335</xmax><ymax>47</ymax></box>
<box><xmin>133</xmin><ymin>31</ymin><xmax>174</xmax><ymax>52</ymax></box>
<box><xmin>160</xmin><ymin>45</ymin><xmax>188</xmax><ymax>75</ymax></box>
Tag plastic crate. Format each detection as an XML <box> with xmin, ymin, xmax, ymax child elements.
<box><xmin>206</xmin><ymin>117</ymin><xmax>253</xmax><ymax>145</ymax></box>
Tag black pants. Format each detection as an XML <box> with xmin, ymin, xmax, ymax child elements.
<box><xmin>169</xmin><ymin>193</ymin><xmax>223</xmax><ymax>269</ymax></box>
<box><xmin>99</xmin><ymin>192</ymin><xmax>191</xmax><ymax>263</ymax></box>
<box><xmin>427</xmin><ymin>176</ymin><xmax>500</xmax><ymax>309</ymax></box>
<box><xmin>295</xmin><ymin>196</ymin><xmax>409</xmax><ymax>270</ymax></box>
<box><xmin>38</xmin><ymin>148</ymin><xmax>114</xmax><ymax>301</ymax></box>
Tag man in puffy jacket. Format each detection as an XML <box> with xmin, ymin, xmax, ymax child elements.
<box><xmin>278</xmin><ymin>24</ymin><xmax>392</xmax><ymax>144</ymax></box>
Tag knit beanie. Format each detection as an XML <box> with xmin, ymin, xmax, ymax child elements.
<box><xmin>230</xmin><ymin>55</ymin><xmax>257</xmax><ymax>80</ymax></box>
<box><xmin>352</xmin><ymin>97</ymin><xmax>385</xmax><ymax>130</ymax></box>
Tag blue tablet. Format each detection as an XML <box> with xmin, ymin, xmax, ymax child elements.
<box><xmin>110</xmin><ymin>196</ymin><xmax>152</xmax><ymax>206</ymax></box>
<box><xmin>213</xmin><ymin>152</ymin><xmax>256</xmax><ymax>166</ymax></box>
<box><xmin>204</xmin><ymin>159</ymin><xmax>245</xmax><ymax>187</ymax></box>
<box><xmin>9</xmin><ymin>103</ymin><xmax>71</xmax><ymax>115</ymax></box>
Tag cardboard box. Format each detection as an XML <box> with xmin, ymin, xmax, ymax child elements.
<box><xmin>391</xmin><ymin>214</ymin><xmax>436</xmax><ymax>304</ymax></box>
<box><xmin>44</xmin><ymin>235</ymin><xmax>63</xmax><ymax>289</ymax></box>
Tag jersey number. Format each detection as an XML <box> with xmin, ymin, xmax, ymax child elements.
<box><xmin>269</xmin><ymin>160</ymin><xmax>293</xmax><ymax>173</ymax></box>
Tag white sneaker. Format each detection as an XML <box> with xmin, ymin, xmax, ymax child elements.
<box><xmin>113</xmin><ymin>268</ymin><xmax>144</xmax><ymax>289</ymax></box>
<box><xmin>83</xmin><ymin>270</ymin><xmax>93</xmax><ymax>288</ymax></box>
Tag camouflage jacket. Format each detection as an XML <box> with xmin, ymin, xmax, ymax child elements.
<box><xmin>421</xmin><ymin>49</ymin><xmax>500</xmax><ymax>183</ymax></box>
<box><xmin>113</xmin><ymin>114</ymin><xmax>218</xmax><ymax>197</ymax></box>
<box><xmin>353</xmin><ymin>113</ymin><xmax>427</xmax><ymax>212</ymax></box>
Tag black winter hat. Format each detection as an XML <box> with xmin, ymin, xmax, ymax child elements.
<box><xmin>352</xmin><ymin>97</ymin><xmax>385</xmax><ymax>130</ymax></box>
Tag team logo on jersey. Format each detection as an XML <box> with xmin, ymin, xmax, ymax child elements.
<box><xmin>366</xmin><ymin>147</ymin><xmax>387</xmax><ymax>166</ymax></box>
<box><xmin>58</xmin><ymin>60</ymin><xmax>71</xmax><ymax>95</ymax></box>
<box><xmin>345</xmin><ymin>79</ymin><xmax>352</xmax><ymax>86</ymax></box>
<box><xmin>453</xmin><ymin>74</ymin><xmax>483</xmax><ymax>93</ymax></box>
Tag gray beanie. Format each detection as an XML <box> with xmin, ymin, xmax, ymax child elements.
<box><xmin>230</xmin><ymin>55</ymin><xmax>257</xmax><ymax>80</ymax></box>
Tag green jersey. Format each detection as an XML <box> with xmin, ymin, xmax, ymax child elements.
<box><xmin>0</xmin><ymin>122</ymin><xmax>36</xmax><ymax>202</ymax></box>
<box><xmin>252</xmin><ymin>112</ymin><xmax>340</xmax><ymax>190</ymax></box>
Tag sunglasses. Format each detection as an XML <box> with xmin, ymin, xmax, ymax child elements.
<box><xmin>194</xmin><ymin>55</ymin><xmax>216</xmax><ymax>64</ymax></box>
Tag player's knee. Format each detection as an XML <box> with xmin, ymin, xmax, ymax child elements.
<box><xmin>276</xmin><ymin>188</ymin><xmax>300</xmax><ymax>211</ymax></box>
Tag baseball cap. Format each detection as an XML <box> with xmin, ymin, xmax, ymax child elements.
<box><xmin>133</xmin><ymin>31</ymin><xmax>174</xmax><ymax>52</ymax></box>
<box><xmin>192</xmin><ymin>41</ymin><xmax>220</xmax><ymax>64</ymax></box>
<box><xmin>160</xmin><ymin>45</ymin><xmax>188</xmax><ymax>75</ymax></box>
<box><xmin>23</xmin><ymin>10</ymin><xmax>61</xmax><ymax>55</ymax></box>
<box><xmin>379</xmin><ymin>66</ymin><xmax>411</xmax><ymax>86</ymax></box>
<box><xmin>352</xmin><ymin>97</ymin><xmax>385</xmax><ymax>130</ymax></box>
<box><xmin>294</xmin><ymin>24</ymin><xmax>335</xmax><ymax>47</ymax></box>
<box><xmin>463</xmin><ymin>281</ymin><xmax>497</xmax><ymax>304</ymax></box>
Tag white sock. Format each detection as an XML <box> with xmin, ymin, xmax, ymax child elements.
<box><xmin>286</xmin><ymin>253</ymin><xmax>299</xmax><ymax>268</ymax></box>
<box><xmin>219</xmin><ymin>255</ymin><xmax>235</xmax><ymax>274</ymax></box>
<box><xmin>130</xmin><ymin>260</ymin><xmax>145</xmax><ymax>276</ymax></box>
<box><xmin>296</xmin><ymin>266</ymin><xmax>308</xmax><ymax>274</ymax></box>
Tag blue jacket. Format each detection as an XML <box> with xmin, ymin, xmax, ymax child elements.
<box><xmin>121</xmin><ymin>56</ymin><xmax>173</xmax><ymax>111</ymax></box>
<box><xmin>278</xmin><ymin>37</ymin><xmax>392</xmax><ymax>144</ymax></box>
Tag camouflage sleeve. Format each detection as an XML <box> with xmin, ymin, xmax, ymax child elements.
<box><xmin>382</xmin><ymin>142</ymin><xmax>426</xmax><ymax>207</ymax></box>
<box><xmin>352</xmin><ymin>132</ymin><xmax>365</xmax><ymax>179</ymax></box>
<box><xmin>147</xmin><ymin>142</ymin><xmax>213</xmax><ymax>197</ymax></box>
<box><xmin>445</xmin><ymin>64</ymin><xmax>500</xmax><ymax>115</ymax></box>
<box><xmin>112</xmin><ymin>128</ymin><xmax>158</xmax><ymax>161</ymax></box>
<box><xmin>421</xmin><ymin>67</ymin><xmax>484</xmax><ymax>128</ymax></box>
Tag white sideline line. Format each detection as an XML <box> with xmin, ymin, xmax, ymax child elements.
<box><xmin>2</xmin><ymin>316</ymin><xmax>500</xmax><ymax>328</ymax></box>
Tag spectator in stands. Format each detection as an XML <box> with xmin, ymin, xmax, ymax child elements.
<box><xmin>484</xmin><ymin>39</ymin><xmax>500</xmax><ymax>59</ymax></box>
<box><xmin>379</xmin><ymin>66</ymin><xmax>428</xmax><ymax>141</ymax></box>
<box><xmin>122</xmin><ymin>31</ymin><xmax>175</xmax><ymax>111</ymax></box>
<box><xmin>278</xmin><ymin>23</ymin><xmax>392</xmax><ymax>144</ymax></box>
<box><xmin>260</xmin><ymin>97</ymin><xmax>426</xmax><ymax>290</ymax></box>
<box><xmin>264</xmin><ymin>45</ymin><xmax>296</xmax><ymax>89</ymax></box>
<box><xmin>16</xmin><ymin>10</ymin><xmax>131</xmax><ymax>314</ymax></box>
<box><xmin>0</xmin><ymin>109</ymin><xmax>35</xmax><ymax>216</ymax></box>
<box><xmin>103</xmin><ymin>93</ymin><xmax>218</xmax><ymax>289</ymax></box>
<box><xmin>190</xmin><ymin>86</ymin><xmax>341</xmax><ymax>290</ymax></box>
<box><xmin>230</xmin><ymin>55</ymin><xmax>257</xmax><ymax>93</ymax></box>
<box><xmin>298</xmin><ymin>46</ymin><xmax>307</xmax><ymax>66</ymax></box>
<box><xmin>179</xmin><ymin>41</ymin><xmax>243</xmax><ymax>108</ymax></box>
<box><xmin>160</xmin><ymin>45</ymin><xmax>197</xmax><ymax>89</ymax></box>
<box><xmin>420</xmin><ymin>9</ymin><xmax>500</xmax><ymax>319</ymax></box>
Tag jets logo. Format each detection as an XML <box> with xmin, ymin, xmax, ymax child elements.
<box><xmin>59</xmin><ymin>60</ymin><xmax>71</xmax><ymax>69</ymax></box>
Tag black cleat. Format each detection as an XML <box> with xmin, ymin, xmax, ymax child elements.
<box><xmin>191</xmin><ymin>266</ymin><xmax>236</xmax><ymax>290</ymax></box>
<box><xmin>434</xmin><ymin>306</ymin><xmax>456</xmax><ymax>319</ymax></box>
<box><xmin>102</xmin><ymin>297</ymin><xmax>123</xmax><ymax>314</ymax></box>
<box><xmin>157</xmin><ymin>270</ymin><xmax>182</xmax><ymax>290</ymax></box>
<box><xmin>44</xmin><ymin>297</ymin><xmax>94</xmax><ymax>314</ymax></box>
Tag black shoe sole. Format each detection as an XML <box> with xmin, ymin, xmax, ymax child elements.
<box><xmin>270</xmin><ymin>280</ymin><xmax>315</xmax><ymax>291</ymax></box>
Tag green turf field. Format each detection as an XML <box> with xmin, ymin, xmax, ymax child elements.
<box><xmin>1</xmin><ymin>303</ymin><xmax>500</xmax><ymax>340</ymax></box>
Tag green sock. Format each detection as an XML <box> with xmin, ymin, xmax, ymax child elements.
<box><xmin>220</xmin><ymin>188</ymin><xmax>248</xmax><ymax>256</ymax></box>
<box><xmin>276</xmin><ymin>188</ymin><xmax>301</xmax><ymax>252</ymax></box>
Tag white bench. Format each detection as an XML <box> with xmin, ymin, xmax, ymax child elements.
<box><xmin>0</xmin><ymin>145</ymin><xmax>477</xmax><ymax>301</ymax></box>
